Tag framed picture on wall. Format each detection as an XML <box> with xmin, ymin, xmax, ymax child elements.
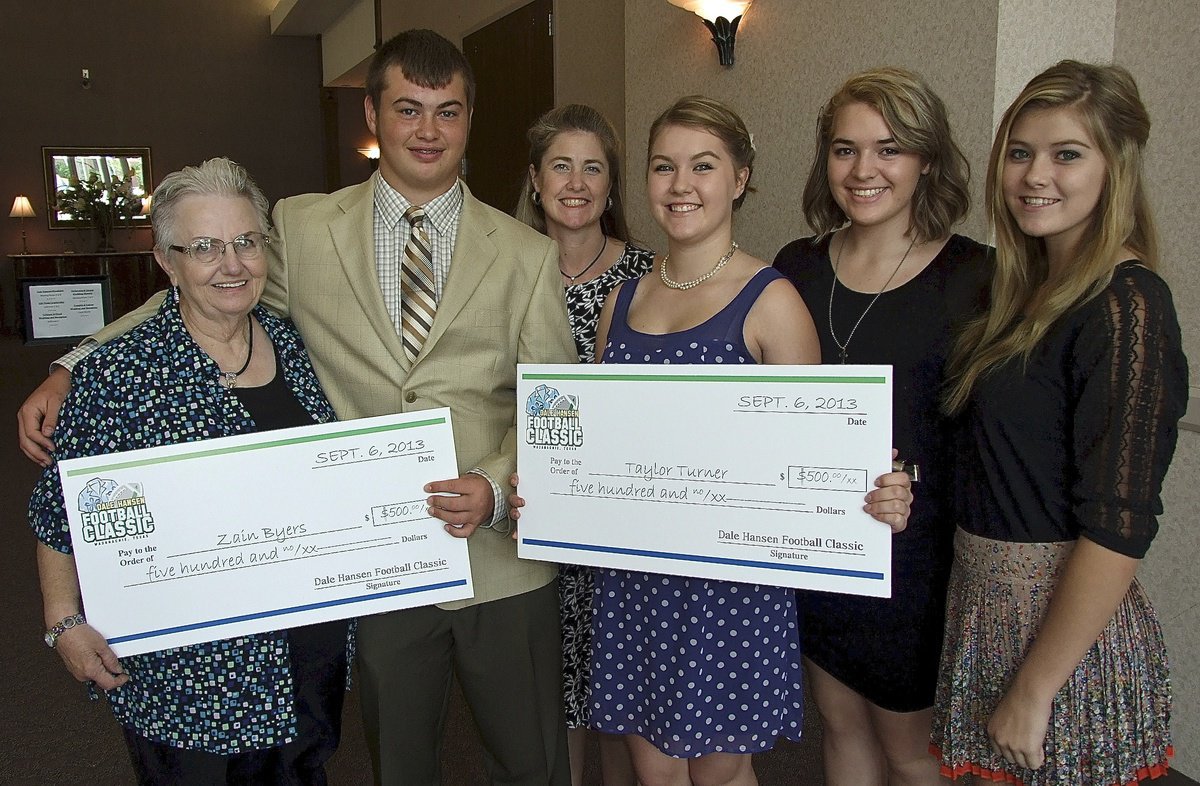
<box><xmin>42</xmin><ymin>147</ymin><xmax>153</xmax><ymax>229</ymax></box>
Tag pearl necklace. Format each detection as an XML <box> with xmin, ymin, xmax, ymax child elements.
<box><xmin>828</xmin><ymin>234</ymin><xmax>916</xmax><ymax>363</ymax></box>
<box><xmin>660</xmin><ymin>242</ymin><xmax>739</xmax><ymax>290</ymax></box>
<box><xmin>560</xmin><ymin>235</ymin><xmax>607</xmax><ymax>284</ymax></box>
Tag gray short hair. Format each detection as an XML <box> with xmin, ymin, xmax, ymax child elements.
<box><xmin>150</xmin><ymin>157</ymin><xmax>269</xmax><ymax>252</ymax></box>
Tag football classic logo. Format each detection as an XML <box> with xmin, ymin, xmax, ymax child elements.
<box><xmin>525</xmin><ymin>384</ymin><xmax>584</xmax><ymax>449</ymax></box>
<box><xmin>77</xmin><ymin>478</ymin><xmax>156</xmax><ymax>544</ymax></box>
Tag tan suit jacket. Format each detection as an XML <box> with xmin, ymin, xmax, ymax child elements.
<box><xmin>86</xmin><ymin>179</ymin><xmax>574</xmax><ymax>609</ymax></box>
<box><xmin>264</xmin><ymin>179</ymin><xmax>576</xmax><ymax>609</ymax></box>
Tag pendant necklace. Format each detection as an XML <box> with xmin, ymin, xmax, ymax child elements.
<box><xmin>828</xmin><ymin>234</ymin><xmax>916</xmax><ymax>363</ymax></box>
<box><xmin>661</xmin><ymin>242</ymin><xmax>739</xmax><ymax>290</ymax></box>
<box><xmin>219</xmin><ymin>315</ymin><xmax>254</xmax><ymax>389</ymax></box>
<box><xmin>560</xmin><ymin>236</ymin><xmax>607</xmax><ymax>284</ymax></box>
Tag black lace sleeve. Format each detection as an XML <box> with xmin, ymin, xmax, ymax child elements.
<box><xmin>1071</xmin><ymin>265</ymin><xmax>1189</xmax><ymax>557</ymax></box>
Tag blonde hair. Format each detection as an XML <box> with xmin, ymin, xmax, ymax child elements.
<box><xmin>802</xmin><ymin>67</ymin><xmax>969</xmax><ymax>243</ymax></box>
<box><xmin>513</xmin><ymin>104</ymin><xmax>630</xmax><ymax>241</ymax></box>
<box><xmin>647</xmin><ymin>95</ymin><xmax>756</xmax><ymax>209</ymax></box>
<box><xmin>943</xmin><ymin>60</ymin><xmax>1157</xmax><ymax>414</ymax></box>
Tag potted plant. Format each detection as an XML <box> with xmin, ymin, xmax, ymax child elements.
<box><xmin>55</xmin><ymin>172</ymin><xmax>141</xmax><ymax>252</ymax></box>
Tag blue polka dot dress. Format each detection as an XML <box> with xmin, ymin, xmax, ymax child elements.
<box><xmin>590</xmin><ymin>267</ymin><xmax>805</xmax><ymax>757</ymax></box>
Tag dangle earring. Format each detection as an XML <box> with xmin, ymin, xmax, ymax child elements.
<box><xmin>605</xmin><ymin>196</ymin><xmax>613</xmax><ymax>211</ymax></box>
<box><xmin>532</xmin><ymin>191</ymin><xmax>542</xmax><ymax>207</ymax></box>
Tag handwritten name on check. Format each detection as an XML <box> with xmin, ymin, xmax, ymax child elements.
<box><xmin>517</xmin><ymin>365</ymin><xmax>893</xmax><ymax>597</ymax></box>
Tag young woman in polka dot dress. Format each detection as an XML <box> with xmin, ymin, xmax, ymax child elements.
<box><xmin>584</xmin><ymin>96</ymin><xmax>914</xmax><ymax>786</ymax></box>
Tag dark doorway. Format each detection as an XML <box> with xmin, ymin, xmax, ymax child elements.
<box><xmin>463</xmin><ymin>0</ymin><xmax>555</xmax><ymax>212</ymax></box>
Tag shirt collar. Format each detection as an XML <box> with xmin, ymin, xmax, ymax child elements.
<box><xmin>373</xmin><ymin>171</ymin><xmax>464</xmax><ymax>235</ymax></box>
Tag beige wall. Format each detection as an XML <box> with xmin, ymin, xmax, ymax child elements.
<box><xmin>626</xmin><ymin>0</ymin><xmax>1197</xmax><ymax>775</ymax></box>
<box><xmin>1115</xmin><ymin>1</ymin><xmax>1200</xmax><ymax>776</ymax></box>
<box><xmin>321</xmin><ymin>0</ymin><xmax>375</xmax><ymax>86</ymax></box>
<box><xmin>552</xmin><ymin>0</ymin><xmax>625</xmax><ymax>148</ymax></box>
<box><xmin>993</xmin><ymin>0</ymin><xmax>1116</xmax><ymax>126</ymax></box>
<box><xmin>623</xmin><ymin>0</ymin><xmax>996</xmax><ymax>257</ymax></box>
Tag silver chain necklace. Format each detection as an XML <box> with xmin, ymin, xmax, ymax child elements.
<box><xmin>660</xmin><ymin>242</ymin><xmax>739</xmax><ymax>290</ymax></box>
<box><xmin>828</xmin><ymin>234</ymin><xmax>916</xmax><ymax>363</ymax></box>
<box><xmin>560</xmin><ymin>235</ymin><xmax>607</xmax><ymax>283</ymax></box>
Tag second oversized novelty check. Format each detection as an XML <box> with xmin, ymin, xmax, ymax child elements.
<box><xmin>58</xmin><ymin>409</ymin><xmax>471</xmax><ymax>656</ymax></box>
<box><xmin>517</xmin><ymin>365</ymin><xmax>893</xmax><ymax>597</ymax></box>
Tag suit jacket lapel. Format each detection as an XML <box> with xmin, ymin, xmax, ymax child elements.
<box><xmin>329</xmin><ymin>180</ymin><xmax>411</xmax><ymax>370</ymax></box>
<box><xmin>420</xmin><ymin>185</ymin><xmax>499</xmax><ymax>358</ymax></box>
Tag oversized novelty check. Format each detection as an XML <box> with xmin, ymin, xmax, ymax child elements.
<box><xmin>517</xmin><ymin>365</ymin><xmax>893</xmax><ymax>597</ymax></box>
<box><xmin>59</xmin><ymin>409</ymin><xmax>471</xmax><ymax>656</ymax></box>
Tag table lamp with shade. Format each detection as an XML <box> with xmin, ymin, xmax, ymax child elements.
<box><xmin>9</xmin><ymin>195</ymin><xmax>35</xmax><ymax>254</ymax></box>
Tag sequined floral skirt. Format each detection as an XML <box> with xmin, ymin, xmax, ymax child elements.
<box><xmin>931</xmin><ymin>528</ymin><xmax>1172</xmax><ymax>785</ymax></box>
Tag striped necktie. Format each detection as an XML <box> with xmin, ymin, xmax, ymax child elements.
<box><xmin>400</xmin><ymin>205</ymin><xmax>436</xmax><ymax>365</ymax></box>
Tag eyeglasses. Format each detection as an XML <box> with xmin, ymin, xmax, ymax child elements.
<box><xmin>168</xmin><ymin>232</ymin><xmax>270</xmax><ymax>265</ymax></box>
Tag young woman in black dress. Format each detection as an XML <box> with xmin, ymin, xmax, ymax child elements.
<box><xmin>773</xmin><ymin>68</ymin><xmax>987</xmax><ymax>785</ymax></box>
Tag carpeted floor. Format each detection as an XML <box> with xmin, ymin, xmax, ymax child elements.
<box><xmin>0</xmin><ymin>333</ymin><xmax>826</xmax><ymax>784</ymax></box>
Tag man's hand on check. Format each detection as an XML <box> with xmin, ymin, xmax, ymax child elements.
<box><xmin>18</xmin><ymin>366</ymin><xmax>71</xmax><ymax>467</ymax></box>
<box><xmin>506</xmin><ymin>473</ymin><xmax>525</xmax><ymax>540</ymax></box>
<box><xmin>426</xmin><ymin>474</ymin><xmax>496</xmax><ymax>538</ymax></box>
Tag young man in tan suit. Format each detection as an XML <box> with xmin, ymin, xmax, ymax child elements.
<box><xmin>275</xmin><ymin>30</ymin><xmax>576</xmax><ymax>784</ymax></box>
<box><xmin>19</xmin><ymin>29</ymin><xmax>575</xmax><ymax>786</ymax></box>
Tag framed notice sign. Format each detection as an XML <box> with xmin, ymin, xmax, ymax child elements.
<box><xmin>22</xmin><ymin>276</ymin><xmax>112</xmax><ymax>345</ymax></box>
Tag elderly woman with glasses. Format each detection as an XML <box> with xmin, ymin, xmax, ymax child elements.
<box><xmin>29</xmin><ymin>157</ymin><xmax>350</xmax><ymax>784</ymax></box>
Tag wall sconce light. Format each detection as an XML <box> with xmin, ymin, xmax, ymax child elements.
<box><xmin>9</xmin><ymin>195</ymin><xmax>36</xmax><ymax>254</ymax></box>
<box><xmin>358</xmin><ymin>146</ymin><xmax>380</xmax><ymax>171</ymax></box>
<box><xmin>141</xmin><ymin>196</ymin><xmax>153</xmax><ymax>215</ymax></box>
<box><xmin>667</xmin><ymin>0</ymin><xmax>753</xmax><ymax>67</ymax></box>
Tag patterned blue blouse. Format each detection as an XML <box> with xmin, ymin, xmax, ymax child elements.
<box><xmin>29</xmin><ymin>288</ymin><xmax>337</xmax><ymax>754</ymax></box>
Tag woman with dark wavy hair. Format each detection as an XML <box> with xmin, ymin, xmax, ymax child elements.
<box><xmin>774</xmin><ymin>67</ymin><xmax>987</xmax><ymax>786</ymax></box>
